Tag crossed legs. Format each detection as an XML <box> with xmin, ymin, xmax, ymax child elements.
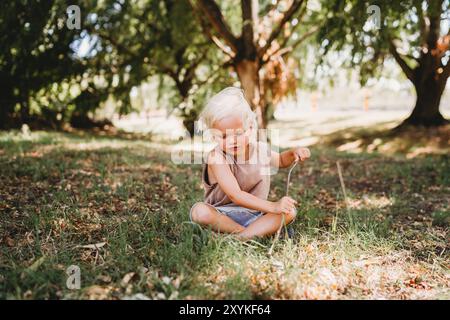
<box><xmin>190</xmin><ymin>202</ymin><xmax>296</xmax><ymax>240</ymax></box>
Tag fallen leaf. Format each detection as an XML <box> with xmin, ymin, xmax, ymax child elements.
<box><xmin>76</xmin><ymin>242</ymin><xmax>106</xmax><ymax>250</ymax></box>
<box><xmin>121</xmin><ymin>272</ymin><xmax>136</xmax><ymax>287</ymax></box>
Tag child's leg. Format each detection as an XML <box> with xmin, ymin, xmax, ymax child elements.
<box><xmin>191</xmin><ymin>202</ymin><xmax>245</xmax><ymax>234</ymax></box>
<box><xmin>237</xmin><ymin>211</ymin><xmax>296</xmax><ymax>240</ymax></box>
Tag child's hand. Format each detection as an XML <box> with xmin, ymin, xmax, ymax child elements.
<box><xmin>272</xmin><ymin>196</ymin><xmax>297</xmax><ymax>215</ymax></box>
<box><xmin>293</xmin><ymin>147</ymin><xmax>311</xmax><ymax>162</ymax></box>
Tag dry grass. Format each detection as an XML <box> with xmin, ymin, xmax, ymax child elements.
<box><xmin>0</xmin><ymin>127</ymin><xmax>448</xmax><ymax>299</ymax></box>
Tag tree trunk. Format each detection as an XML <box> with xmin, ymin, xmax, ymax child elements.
<box><xmin>0</xmin><ymin>105</ymin><xmax>12</xmax><ymax>129</ymax></box>
<box><xmin>235</xmin><ymin>59</ymin><xmax>268</xmax><ymax>128</ymax></box>
<box><xmin>402</xmin><ymin>73</ymin><xmax>448</xmax><ymax>127</ymax></box>
<box><xmin>174</xmin><ymin>79</ymin><xmax>198</xmax><ymax>137</ymax></box>
<box><xmin>194</xmin><ymin>0</ymin><xmax>307</xmax><ymax>128</ymax></box>
<box><xmin>0</xmin><ymin>99</ymin><xmax>16</xmax><ymax>129</ymax></box>
<box><xmin>19</xmin><ymin>89</ymin><xmax>30</xmax><ymax>124</ymax></box>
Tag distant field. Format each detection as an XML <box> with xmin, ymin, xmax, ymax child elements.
<box><xmin>114</xmin><ymin>99</ymin><xmax>450</xmax><ymax>144</ymax></box>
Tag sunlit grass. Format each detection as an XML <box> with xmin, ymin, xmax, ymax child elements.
<box><xmin>0</xmin><ymin>128</ymin><xmax>448</xmax><ymax>299</ymax></box>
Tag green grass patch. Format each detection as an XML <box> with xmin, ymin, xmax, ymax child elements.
<box><xmin>0</xmin><ymin>130</ymin><xmax>448</xmax><ymax>299</ymax></box>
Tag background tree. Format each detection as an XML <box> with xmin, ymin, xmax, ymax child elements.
<box><xmin>78</xmin><ymin>0</ymin><xmax>231</xmax><ymax>134</ymax></box>
<box><xmin>190</xmin><ymin>0</ymin><xmax>320</xmax><ymax>128</ymax></box>
<box><xmin>0</xmin><ymin>0</ymin><xmax>87</xmax><ymax>129</ymax></box>
<box><xmin>0</xmin><ymin>0</ymin><xmax>231</xmax><ymax>132</ymax></box>
<box><xmin>319</xmin><ymin>0</ymin><xmax>450</xmax><ymax>127</ymax></box>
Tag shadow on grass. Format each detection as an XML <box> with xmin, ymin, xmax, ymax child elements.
<box><xmin>0</xmin><ymin>128</ymin><xmax>448</xmax><ymax>299</ymax></box>
<box><xmin>318</xmin><ymin>122</ymin><xmax>450</xmax><ymax>156</ymax></box>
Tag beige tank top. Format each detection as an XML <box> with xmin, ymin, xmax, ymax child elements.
<box><xmin>202</xmin><ymin>141</ymin><xmax>272</xmax><ymax>207</ymax></box>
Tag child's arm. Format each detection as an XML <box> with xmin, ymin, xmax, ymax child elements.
<box><xmin>270</xmin><ymin>147</ymin><xmax>311</xmax><ymax>168</ymax></box>
<box><xmin>208</xmin><ymin>152</ymin><xmax>296</xmax><ymax>214</ymax></box>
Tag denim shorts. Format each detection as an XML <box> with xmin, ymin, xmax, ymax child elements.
<box><xmin>189</xmin><ymin>202</ymin><xmax>263</xmax><ymax>228</ymax></box>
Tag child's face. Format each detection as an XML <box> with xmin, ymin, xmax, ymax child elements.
<box><xmin>212</xmin><ymin>115</ymin><xmax>252</xmax><ymax>156</ymax></box>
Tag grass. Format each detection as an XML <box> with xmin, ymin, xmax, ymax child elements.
<box><xmin>0</xmin><ymin>128</ymin><xmax>449</xmax><ymax>299</ymax></box>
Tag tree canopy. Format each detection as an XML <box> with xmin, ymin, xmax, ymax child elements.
<box><xmin>0</xmin><ymin>0</ymin><xmax>448</xmax><ymax>130</ymax></box>
<box><xmin>319</xmin><ymin>0</ymin><xmax>450</xmax><ymax>126</ymax></box>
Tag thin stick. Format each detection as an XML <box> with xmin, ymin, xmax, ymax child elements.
<box><xmin>268</xmin><ymin>214</ymin><xmax>285</xmax><ymax>255</ymax></box>
<box><xmin>269</xmin><ymin>159</ymin><xmax>299</xmax><ymax>255</ymax></box>
<box><xmin>286</xmin><ymin>159</ymin><xmax>299</xmax><ymax>196</ymax></box>
<box><xmin>336</xmin><ymin>161</ymin><xmax>353</xmax><ymax>228</ymax></box>
<box><xmin>336</xmin><ymin>161</ymin><xmax>348</xmax><ymax>208</ymax></box>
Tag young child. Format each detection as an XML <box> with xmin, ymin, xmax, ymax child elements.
<box><xmin>189</xmin><ymin>87</ymin><xmax>310</xmax><ymax>240</ymax></box>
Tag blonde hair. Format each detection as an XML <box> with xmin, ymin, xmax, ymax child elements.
<box><xmin>199</xmin><ymin>87</ymin><xmax>257</xmax><ymax>130</ymax></box>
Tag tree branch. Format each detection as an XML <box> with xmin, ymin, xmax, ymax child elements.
<box><xmin>389</xmin><ymin>40</ymin><xmax>415</xmax><ymax>83</ymax></box>
<box><xmin>261</xmin><ymin>25</ymin><xmax>318</xmax><ymax>65</ymax></box>
<box><xmin>263</xmin><ymin>3</ymin><xmax>309</xmax><ymax>53</ymax></box>
<box><xmin>241</xmin><ymin>0</ymin><xmax>257</xmax><ymax>57</ymax></box>
<box><xmin>259</xmin><ymin>0</ymin><xmax>306</xmax><ymax>57</ymax></box>
<box><xmin>211</xmin><ymin>35</ymin><xmax>236</xmax><ymax>57</ymax></box>
<box><xmin>158</xmin><ymin>65</ymin><xmax>177</xmax><ymax>79</ymax></box>
<box><xmin>426</xmin><ymin>0</ymin><xmax>443</xmax><ymax>50</ymax></box>
<box><xmin>184</xmin><ymin>49</ymin><xmax>209</xmax><ymax>83</ymax></box>
<box><xmin>84</xmin><ymin>24</ymin><xmax>135</xmax><ymax>58</ymax></box>
<box><xmin>189</xmin><ymin>2</ymin><xmax>236</xmax><ymax>58</ymax></box>
<box><xmin>417</xmin><ymin>0</ymin><xmax>443</xmax><ymax>86</ymax></box>
<box><xmin>193</xmin><ymin>0</ymin><xmax>239</xmax><ymax>53</ymax></box>
<box><xmin>290</xmin><ymin>25</ymin><xmax>318</xmax><ymax>48</ymax></box>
